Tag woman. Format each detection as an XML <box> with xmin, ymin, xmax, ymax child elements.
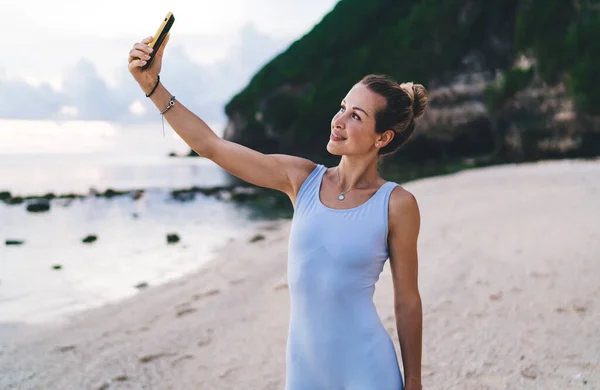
<box><xmin>128</xmin><ymin>34</ymin><xmax>424</xmax><ymax>390</ymax></box>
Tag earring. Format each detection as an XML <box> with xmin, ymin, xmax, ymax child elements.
<box><xmin>375</xmin><ymin>143</ymin><xmax>379</xmax><ymax>147</ymax></box>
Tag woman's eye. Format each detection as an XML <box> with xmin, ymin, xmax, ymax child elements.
<box><xmin>340</xmin><ymin>106</ymin><xmax>345</xmax><ymax>112</ymax></box>
<box><xmin>352</xmin><ymin>113</ymin><xmax>361</xmax><ymax>120</ymax></box>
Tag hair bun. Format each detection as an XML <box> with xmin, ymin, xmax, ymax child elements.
<box><xmin>411</xmin><ymin>84</ymin><xmax>428</xmax><ymax>120</ymax></box>
<box><xmin>399</xmin><ymin>82</ymin><xmax>428</xmax><ymax>120</ymax></box>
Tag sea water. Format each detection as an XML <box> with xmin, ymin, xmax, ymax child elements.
<box><xmin>0</xmin><ymin>119</ymin><xmax>263</xmax><ymax>324</ymax></box>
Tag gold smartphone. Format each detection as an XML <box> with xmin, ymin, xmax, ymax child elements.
<box><xmin>142</xmin><ymin>12</ymin><xmax>175</xmax><ymax>70</ymax></box>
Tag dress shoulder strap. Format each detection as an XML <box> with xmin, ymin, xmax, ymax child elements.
<box><xmin>380</xmin><ymin>181</ymin><xmax>399</xmax><ymax>244</ymax></box>
<box><xmin>295</xmin><ymin>164</ymin><xmax>325</xmax><ymax>212</ymax></box>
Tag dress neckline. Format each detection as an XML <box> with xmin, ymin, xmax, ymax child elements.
<box><xmin>316</xmin><ymin>165</ymin><xmax>389</xmax><ymax>212</ymax></box>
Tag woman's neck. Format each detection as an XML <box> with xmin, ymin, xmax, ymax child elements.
<box><xmin>336</xmin><ymin>155</ymin><xmax>381</xmax><ymax>191</ymax></box>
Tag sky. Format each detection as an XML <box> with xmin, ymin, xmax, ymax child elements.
<box><xmin>0</xmin><ymin>0</ymin><xmax>339</xmax><ymax>123</ymax></box>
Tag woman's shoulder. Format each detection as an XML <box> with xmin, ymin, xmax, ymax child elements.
<box><xmin>387</xmin><ymin>184</ymin><xmax>419</xmax><ymax>223</ymax></box>
<box><xmin>281</xmin><ymin>156</ymin><xmax>319</xmax><ymax>195</ymax></box>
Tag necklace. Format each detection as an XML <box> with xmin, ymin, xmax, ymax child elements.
<box><xmin>336</xmin><ymin>167</ymin><xmax>356</xmax><ymax>201</ymax></box>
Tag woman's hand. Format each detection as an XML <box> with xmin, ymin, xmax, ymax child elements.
<box><xmin>127</xmin><ymin>33</ymin><xmax>170</xmax><ymax>93</ymax></box>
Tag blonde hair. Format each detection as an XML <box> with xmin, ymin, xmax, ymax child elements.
<box><xmin>360</xmin><ymin>75</ymin><xmax>428</xmax><ymax>157</ymax></box>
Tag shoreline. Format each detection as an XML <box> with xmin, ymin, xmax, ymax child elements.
<box><xmin>1</xmin><ymin>159</ymin><xmax>599</xmax><ymax>389</ymax></box>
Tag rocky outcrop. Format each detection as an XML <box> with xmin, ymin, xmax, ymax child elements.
<box><xmin>219</xmin><ymin>0</ymin><xmax>600</xmax><ymax>166</ymax></box>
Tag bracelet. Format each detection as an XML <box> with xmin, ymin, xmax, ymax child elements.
<box><xmin>159</xmin><ymin>96</ymin><xmax>176</xmax><ymax>137</ymax></box>
<box><xmin>145</xmin><ymin>75</ymin><xmax>160</xmax><ymax>98</ymax></box>
<box><xmin>160</xmin><ymin>96</ymin><xmax>176</xmax><ymax>115</ymax></box>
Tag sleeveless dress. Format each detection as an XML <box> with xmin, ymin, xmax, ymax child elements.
<box><xmin>286</xmin><ymin>164</ymin><xmax>404</xmax><ymax>390</ymax></box>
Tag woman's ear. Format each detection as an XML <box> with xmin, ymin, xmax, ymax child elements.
<box><xmin>378</xmin><ymin>129</ymin><xmax>395</xmax><ymax>148</ymax></box>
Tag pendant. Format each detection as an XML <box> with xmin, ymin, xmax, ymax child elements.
<box><xmin>338</xmin><ymin>193</ymin><xmax>345</xmax><ymax>201</ymax></box>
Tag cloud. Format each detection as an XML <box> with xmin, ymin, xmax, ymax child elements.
<box><xmin>61</xmin><ymin>59</ymin><xmax>130</xmax><ymax>121</ymax></box>
<box><xmin>0</xmin><ymin>78</ymin><xmax>64</xmax><ymax>119</ymax></box>
<box><xmin>0</xmin><ymin>23</ymin><xmax>287</xmax><ymax>125</ymax></box>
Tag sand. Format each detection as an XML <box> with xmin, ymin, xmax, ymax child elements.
<box><xmin>1</xmin><ymin>159</ymin><xmax>599</xmax><ymax>390</ymax></box>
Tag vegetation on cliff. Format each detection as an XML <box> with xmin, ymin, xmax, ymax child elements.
<box><xmin>221</xmin><ymin>0</ymin><xmax>599</xmax><ymax>166</ymax></box>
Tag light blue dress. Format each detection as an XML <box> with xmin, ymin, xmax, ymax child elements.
<box><xmin>286</xmin><ymin>164</ymin><xmax>404</xmax><ymax>390</ymax></box>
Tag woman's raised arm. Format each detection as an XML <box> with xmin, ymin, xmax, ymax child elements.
<box><xmin>128</xmin><ymin>35</ymin><xmax>316</xmax><ymax>198</ymax></box>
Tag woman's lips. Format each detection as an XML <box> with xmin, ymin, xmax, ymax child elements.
<box><xmin>330</xmin><ymin>134</ymin><xmax>346</xmax><ymax>141</ymax></box>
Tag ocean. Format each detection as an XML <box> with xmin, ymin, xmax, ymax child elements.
<box><xmin>0</xmin><ymin>119</ymin><xmax>269</xmax><ymax>324</ymax></box>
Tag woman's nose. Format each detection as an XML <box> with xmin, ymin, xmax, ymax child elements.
<box><xmin>332</xmin><ymin>115</ymin><xmax>344</xmax><ymax>129</ymax></box>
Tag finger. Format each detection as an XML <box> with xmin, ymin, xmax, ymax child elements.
<box><xmin>128</xmin><ymin>59</ymin><xmax>148</xmax><ymax>70</ymax></box>
<box><xmin>141</xmin><ymin>36</ymin><xmax>153</xmax><ymax>44</ymax></box>
<box><xmin>134</xmin><ymin>42</ymin><xmax>153</xmax><ymax>54</ymax></box>
<box><xmin>128</xmin><ymin>49</ymin><xmax>151</xmax><ymax>63</ymax></box>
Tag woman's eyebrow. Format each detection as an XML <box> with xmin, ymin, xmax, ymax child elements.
<box><xmin>342</xmin><ymin>100</ymin><xmax>369</xmax><ymax>116</ymax></box>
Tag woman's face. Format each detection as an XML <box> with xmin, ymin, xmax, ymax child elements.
<box><xmin>327</xmin><ymin>83</ymin><xmax>385</xmax><ymax>156</ymax></box>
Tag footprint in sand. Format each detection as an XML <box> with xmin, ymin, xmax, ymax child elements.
<box><xmin>171</xmin><ymin>354</ymin><xmax>195</xmax><ymax>366</ymax></box>
<box><xmin>219</xmin><ymin>366</ymin><xmax>239</xmax><ymax>379</ymax></box>
<box><xmin>529</xmin><ymin>271</ymin><xmax>554</xmax><ymax>279</ymax></box>
<box><xmin>489</xmin><ymin>291</ymin><xmax>503</xmax><ymax>301</ymax></box>
<box><xmin>261</xmin><ymin>224</ymin><xmax>280</xmax><ymax>231</ymax></box>
<box><xmin>97</xmin><ymin>375</ymin><xmax>129</xmax><ymax>389</ymax></box>
<box><xmin>139</xmin><ymin>352</ymin><xmax>177</xmax><ymax>363</ymax></box>
<box><xmin>193</xmin><ymin>288</ymin><xmax>221</xmax><ymax>300</ymax></box>
<box><xmin>273</xmin><ymin>283</ymin><xmax>288</xmax><ymax>291</ymax></box>
<box><xmin>176</xmin><ymin>308</ymin><xmax>197</xmax><ymax>317</ymax></box>
<box><xmin>249</xmin><ymin>234</ymin><xmax>266</xmax><ymax>243</ymax></box>
<box><xmin>198</xmin><ymin>338</ymin><xmax>212</xmax><ymax>347</ymax></box>
<box><xmin>55</xmin><ymin>345</ymin><xmax>76</xmax><ymax>352</ymax></box>
<box><xmin>230</xmin><ymin>278</ymin><xmax>245</xmax><ymax>285</ymax></box>
<box><xmin>555</xmin><ymin>303</ymin><xmax>589</xmax><ymax>314</ymax></box>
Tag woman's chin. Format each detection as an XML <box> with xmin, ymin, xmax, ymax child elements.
<box><xmin>326</xmin><ymin>142</ymin><xmax>343</xmax><ymax>155</ymax></box>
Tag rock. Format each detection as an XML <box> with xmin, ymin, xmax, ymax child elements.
<box><xmin>40</xmin><ymin>192</ymin><xmax>56</xmax><ymax>200</ymax></box>
<box><xmin>167</xmin><ymin>233</ymin><xmax>180</xmax><ymax>244</ymax></box>
<box><xmin>130</xmin><ymin>190</ymin><xmax>144</xmax><ymax>200</ymax></box>
<box><xmin>26</xmin><ymin>200</ymin><xmax>50</xmax><ymax>213</ymax></box>
<box><xmin>132</xmin><ymin>212</ymin><xmax>139</xmax><ymax>219</ymax></box>
<box><xmin>249</xmin><ymin>234</ymin><xmax>265</xmax><ymax>243</ymax></box>
<box><xmin>6</xmin><ymin>196</ymin><xmax>24</xmax><ymax>205</ymax></box>
<box><xmin>171</xmin><ymin>189</ymin><xmax>195</xmax><ymax>202</ymax></box>
<box><xmin>82</xmin><ymin>235</ymin><xmax>98</xmax><ymax>244</ymax></box>
<box><xmin>5</xmin><ymin>240</ymin><xmax>25</xmax><ymax>246</ymax></box>
<box><xmin>221</xmin><ymin>0</ymin><xmax>600</xmax><ymax>166</ymax></box>
<box><xmin>135</xmin><ymin>282</ymin><xmax>148</xmax><ymax>289</ymax></box>
<box><xmin>102</xmin><ymin>188</ymin><xmax>127</xmax><ymax>199</ymax></box>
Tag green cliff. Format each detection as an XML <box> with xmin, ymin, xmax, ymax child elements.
<box><xmin>222</xmin><ymin>0</ymin><xmax>600</xmax><ymax>167</ymax></box>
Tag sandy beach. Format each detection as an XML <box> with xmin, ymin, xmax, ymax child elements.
<box><xmin>1</xmin><ymin>159</ymin><xmax>599</xmax><ymax>390</ymax></box>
